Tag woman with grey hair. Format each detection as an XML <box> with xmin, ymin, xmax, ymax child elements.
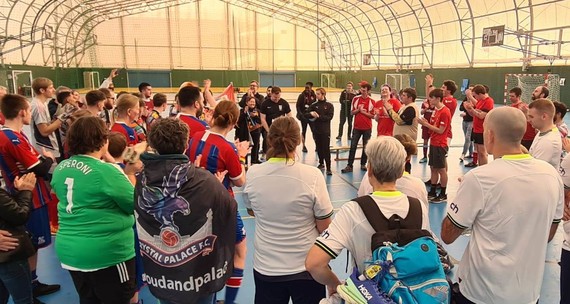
<box><xmin>306</xmin><ymin>136</ymin><xmax>432</xmax><ymax>299</ymax></box>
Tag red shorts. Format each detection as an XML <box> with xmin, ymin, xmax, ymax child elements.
<box><xmin>421</xmin><ymin>126</ymin><xmax>430</xmax><ymax>140</ymax></box>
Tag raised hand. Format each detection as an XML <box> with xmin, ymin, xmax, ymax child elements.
<box><xmin>203</xmin><ymin>79</ymin><xmax>212</xmax><ymax>90</ymax></box>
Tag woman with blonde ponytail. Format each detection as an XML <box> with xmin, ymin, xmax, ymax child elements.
<box><xmin>243</xmin><ymin>116</ymin><xmax>334</xmax><ymax>304</ymax></box>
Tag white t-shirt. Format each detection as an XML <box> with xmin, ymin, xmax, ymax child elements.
<box><xmin>243</xmin><ymin>158</ymin><xmax>334</xmax><ymax>276</ymax></box>
<box><xmin>529</xmin><ymin>127</ymin><xmax>562</xmax><ymax>168</ymax></box>
<box><xmin>358</xmin><ymin>172</ymin><xmax>428</xmax><ymax>207</ymax></box>
<box><xmin>31</xmin><ymin>98</ymin><xmax>60</xmax><ymax>158</ymax></box>
<box><xmin>446</xmin><ymin>154</ymin><xmax>563</xmax><ymax>304</ymax></box>
<box><xmin>558</xmin><ymin>154</ymin><xmax>570</xmax><ymax>252</ymax></box>
<box><xmin>315</xmin><ymin>191</ymin><xmax>430</xmax><ymax>273</ymax></box>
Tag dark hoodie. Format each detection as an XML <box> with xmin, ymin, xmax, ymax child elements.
<box><xmin>305</xmin><ymin>99</ymin><xmax>334</xmax><ymax>135</ymax></box>
<box><xmin>135</xmin><ymin>153</ymin><xmax>237</xmax><ymax>304</ymax></box>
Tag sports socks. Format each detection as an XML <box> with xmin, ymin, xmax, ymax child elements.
<box><xmin>224</xmin><ymin>267</ymin><xmax>244</xmax><ymax>304</ymax></box>
<box><xmin>472</xmin><ymin>152</ymin><xmax>478</xmax><ymax>165</ymax></box>
<box><xmin>423</xmin><ymin>146</ymin><xmax>428</xmax><ymax>158</ymax></box>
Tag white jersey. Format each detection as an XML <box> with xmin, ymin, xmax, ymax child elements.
<box><xmin>243</xmin><ymin>158</ymin><xmax>333</xmax><ymax>276</ymax></box>
<box><xmin>31</xmin><ymin>98</ymin><xmax>60</xmax><ymax>158</ymax></box>
<box><xmin>558</xmin><ymin>154</ymin><xmax>570</xmax><ymax>252</ymax></box>
<box><xmin>529</xmin><ymin>127</ymin><xmax>562</xmax><ymax>168</ymax></box>
<box><xmin>358</xmin><ymin>172</ymin><xmax>428</xmax><ymax>207</ymax></box>
<box><xmin>446</xmin><ymin>154</ymin><xmax>563</xmax><ymax>304</ymax></box>
<box><xmin>315</xmin><ymin>191</ymin><xmax>430</xmax><ymax>273</ymax></box>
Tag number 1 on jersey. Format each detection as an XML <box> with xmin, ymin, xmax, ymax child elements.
<box><xmin>64</xmin><ymin>177</ymin><xmax>74</xmax><ymax>214</ymax></box>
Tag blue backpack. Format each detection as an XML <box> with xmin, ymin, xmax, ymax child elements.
<box><xmin>354</xmin><ymin>196</ymin><xmax>450</xmax><ymax>304</ymax></box>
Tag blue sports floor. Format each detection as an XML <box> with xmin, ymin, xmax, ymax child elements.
<box><xmin>22</xmin><ymin>94</ymin><xmax>561</xmax><ymax>303</ymax></box>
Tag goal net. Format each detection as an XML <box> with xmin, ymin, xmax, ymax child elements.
<box><xmin>385</xmin><ymin>74</ymin><xmax>412</xmax><ymax>95</ymax></box>
<box><xmin>504</xmin><ymin>74</ymin><xmax>560</xmax><ymax>103</ymax></box>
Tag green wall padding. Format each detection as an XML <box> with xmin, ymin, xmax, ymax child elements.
<box><xmin>1</xmin><ymin>65</ymin><xmax>568</xmax><ymax>106</ymax></box>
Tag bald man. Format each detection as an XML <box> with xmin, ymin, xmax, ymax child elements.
<box><xmin>441</xmin><ymin>107</ymin><xmax>563</xmax><ymax>304</ymax></box>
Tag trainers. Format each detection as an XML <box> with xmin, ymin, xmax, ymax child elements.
<box><xmin>302</xmin><ymin>146</ymin><xmax>308</xmax><ymax>153</ymax></box>
<box><xmin>464</xmin><ymin>162</ymin><xmax>477</xmax><ymax>168</ymax></box>
<box><xmin>341</xmin><ymin>165</ymin><xmax>353</xmax><ymax>173</ymax></box>
<box><xmin>33</xmin><ymin>281</ymin><xmax>61</xmax><ymax>297</ymax></box>
<box><xmin>425</xmin><ymin>181</ymin><xmax>441</xmax><ymax>189</ymax></box>
<box><xmin>360</xmin><ymin>165</ymin><xmax>367</xmax><ymax>171</ymax></box>
<box><xmin>326</xmin><ymin>170</ymin><xmax>333</xmax><ymax>176</ymax></box>
<box><xmin>459</xmin><ymin>154</ymin><xmax>465</xmax><ymax>162</ymax></box>
<box><xmin>465</xmin><ymin>154</ymin><xmax>473</xmax><ymax>159</ymax></box>
<box><xmin>427</xmin><ymin>192</ymin><xmax>438</xmax><ymax>201</ymax></box>
<box><xmin>419</xmin><ymin>157</ymin><xmax>428</xmax><ymax>163</ymax></box>
<box><xmin>431</xmin><ymin>193</ymin><xmax>448</xmax><ymax>203</ymax></box>
<box><xmin>336</xmin><ymin>136</ymin><xmax>342</xmax><ymax>140</ymax></box>
<box><xmin>337</xmin><ymin>268</ymin><xmax>396</xmax><ymax>304</ymax></box>
<box><xmin>317</xmin><ymin>164</ymin><xmax>325</xmax><ymax>169</ymax></box>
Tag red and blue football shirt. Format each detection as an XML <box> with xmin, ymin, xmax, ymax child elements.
<box><xmin>111</xmin><ymin>122</ymin><xmax>139</xmax><ymax>146</ymax></box>
<box><xmin>0</xmin><ymin>127</ymin><xmax>52</xmax><ymax>209</ymax></box>
<box><xmin>186</xmin><ymin>130</ymin><xmax>243</xmax><ymax>196</ymax></box>
<box><xmin>177</xmin><ymin>113</ymin><xmax>209</xmax><ymax>139</ymax></box>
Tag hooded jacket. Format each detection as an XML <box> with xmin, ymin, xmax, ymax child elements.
<box><xmin>135</xmin><ymin>153</ymin><xmax>237</xmax><ymax>304</ymax></box>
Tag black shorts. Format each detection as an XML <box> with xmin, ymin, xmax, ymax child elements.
<box><xmin>428</xmin><ymin>145</ymin><xmax>448</xmax><ymax>169</ymax></box>
<box><xmin>253</xmin><ymin>270</ymin><xmax>325</xmax><ymax>304</ymax></box>
<box><xmin>472</xmin><ymin>132</ymin><xmax>484</xmax><ymax>145</ymax></box>
<box><xmin>69</xmin><ymin>258</ymin><xmax>136</xmax><ymax>304</ymax></box>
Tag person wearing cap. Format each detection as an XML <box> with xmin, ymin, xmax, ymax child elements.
<box><xmin>341</xmin><ymin>81</ymin><xmax>375</xmax><ymax>173</ymax></box>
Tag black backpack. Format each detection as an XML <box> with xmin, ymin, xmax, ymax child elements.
<box><xmin>353</xmin><ymin>195</ymin><xmax>432</xmax><ymax>248</ymax></box>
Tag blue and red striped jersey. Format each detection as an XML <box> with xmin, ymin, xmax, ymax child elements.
<box><xmin>111</xmin><ymin>122</ymin><xmax>139</xmax><ymax>146</ymax></box>
<box><xmin>177</xmin><ymin>113</ymin><xmax>209</xmax><ymax>139</ymax></box>
<box><xmin>186</xmin><ymin>130</ymin><xmax>243</xmax><ymax>196</ymax></box>
<box><xmin>0</xmin><ymin>127</ymin><xmax>52</xmax><ymax>209</ymax></box>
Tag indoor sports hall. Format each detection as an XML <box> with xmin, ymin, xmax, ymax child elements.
<box><xmin>1</xmin><ymin>0</ymin><xmax>570</xmax><ymax>303</ymax></box>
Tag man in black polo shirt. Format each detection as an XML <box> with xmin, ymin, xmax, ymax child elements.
<box><xmin>261</xmin><ymin>86</ymin><xmax>292</xmax><ymax>131</ymax></box>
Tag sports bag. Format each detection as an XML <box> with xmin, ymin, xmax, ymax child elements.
<box><xmin>354</xmin><ymin>195</ymin><xmax>450</xmax><ymax>304</ymax></box>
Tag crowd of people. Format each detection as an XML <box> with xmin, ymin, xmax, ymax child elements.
<box><xmin>0</xmin><ymin>70</ymin><xmax>567</xmax><ymax>304</ymax></box>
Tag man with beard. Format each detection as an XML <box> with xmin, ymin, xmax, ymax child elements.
<box><xmin>176</xmin><ymin>86</ymin><xmax>209</xmax><ymax>139</ymax></box>
<box><xmin>99</xmin><ymin>87</ymin><xmax>115</xmax><ymax>128</ymax></box>
<box><xmin>532</xmin><ymin>85</ymin><xmax>549</xmax><ymax>101</ymax></box>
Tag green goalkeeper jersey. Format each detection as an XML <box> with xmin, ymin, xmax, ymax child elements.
<box><xmin>51</xmin><ymin>155</ymin><xmax>135</xmax><ymax>270</ymax></box>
